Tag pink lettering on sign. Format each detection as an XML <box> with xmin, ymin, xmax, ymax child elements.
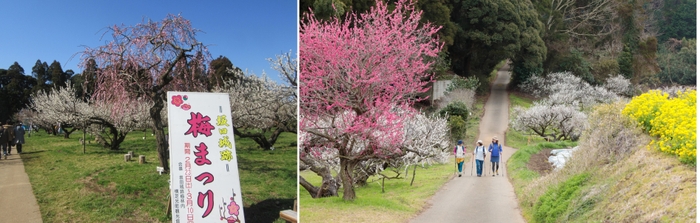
<box><xmin>197</xmin><ymin>190</ymin><xmax>215</xmax><ymax>218</ymax></box>
<box><xmin>184</xmin><ymin>112</ymin><xmax>215</xmax><ymax>138</ymax></box>
<box><xmin>194</xmin><ymin>142</ymin><xmax>211</xmax><ymax>166</ymax></box>
<box><xmin>195</xmin><ymin>172</ymin><xmax>214</xmax><ymax>185</ymax></box>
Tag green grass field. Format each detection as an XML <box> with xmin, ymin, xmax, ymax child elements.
<box><xmin>299</xmin><ymin>162</ymin><xmax>454</xmax><ymax>223</ymax></box>
<box><xmin>509</xmin><ymin>93</ymin><xmax>535</xmax><ymax>109</ymax></box>
<box><xmin>21</xmin><ymin>129</ymin><xmax>296</xmax><ymax>223</ymax></box>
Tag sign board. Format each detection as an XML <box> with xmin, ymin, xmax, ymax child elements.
<box><xmin>167</xmin><ymin>92</ymin><xmax>245</xmax><ymax>223</ymax></box>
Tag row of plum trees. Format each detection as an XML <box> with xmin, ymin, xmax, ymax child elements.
<box><xmin>14</xmin><ymin>14</ymin><xmax>296</xmax><ymax>173</ymax></box>
<box><xmin>18</xmin><ymin>54</ymin><xmax>296</xmax><ymax>151</ymax></box>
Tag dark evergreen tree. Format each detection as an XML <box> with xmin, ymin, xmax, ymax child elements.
<box><xmin>449</xmin><ymin>0</ymin><xmax>545</xmax><ymax>92</ymax></box>
<box><xmin>48</xmin><ymin>60</ymin><xmax>69</xmax><ymax>89</ymax></box>
<box><xmin>658</xmin><ymin>0</ymin><xmax>696</xmax><ymax>42</ymax></box>
<box><xmin>31</xmin><ymin>60</ymin><xmax>50</xmax><ymax>93</ymax></box>
<box><xmin>207</xmin><ymin>55</ymin><xmax>239</xmax><ymax>89</ymax></box>
<box><xmin>0</xmin><ymin>63</ymin><xmax>36</xmax><ymax>122</ymax></box>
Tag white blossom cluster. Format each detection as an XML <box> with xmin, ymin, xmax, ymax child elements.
<box><xmin>514</xmin><ymin>72</ymin><xmax>632</xmax><ymax>140</ymax></box>
<box><xmin>398</xmin><ymin>113</ymin><xmax>450</xmax><ymax>166</ymax></box>
<box><xmin>28</xmin><ymin>82</ymin><xmax>152</xmax><ymax>135</ymax></box>
<box><xmin>29</xmin><ymin>83</ymin><xmax>91</xmax><ymax>129</ymax></box>
<box><xmin>658</xmin><ymin>85</ymin><xmax>696</xmax><ymax>98</ymax></box>
<box><xmin>511</xmin><ymin>103</ymin><xmax>587</xmax><ymax>141</ymax></box>
<box><xmin>266</xmin><ymin>51</ymin><xmax>298</xmax><ymax>90</ymax></box>
<box><xmin>302</xmin><ymin>111</ymin><xmax>450</xmax><ymax>181</ymax></box>
<box><xmin>603</xmin><ymin>74</ymin><xmax>633</xmax><ymax>96</ymax></box>
<box><xmin>216</xmin><ymin>68</ymin><xmax>296</xmax><ymax>133</ymax></box>
<box><xmin>521</xmin><ymin>72</ymin><xmax>629</xmax><ymax>109</ymax></box>
<box><xmin>362</xmin><ymin>113</ymin><xmax>450</xmax><ymax>178</ymax></box>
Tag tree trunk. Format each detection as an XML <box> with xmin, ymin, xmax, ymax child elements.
<box><xmin>299</xmin><ymin>153</ymin><xmax>340</xmax><ymax>198</ymax></box>
<box><xmin>83</xmin><ymin>125</ymin><xmax>86</xmax><ymax>154</ymax></box>
<box><xmin>110</xmin><ymin>132</ymin><xmax>127</xmax><ymax>151</ymax></box>
<box><xmin>381</xmin><ymin>177</ymin><xmax>385</xmax><ymax>193</ymax></box>
<box><xmin>233</xmin><ymin>128</ymin><xmax>276</xmax><ymax>150</ymax></box>
<box><xmin>339</xmin><ymin>157</ymin><xmax>357</xmax><ymax>201</ymax></box>
<box><xmin>151</xmin><ymin>98</ymin><xmax>169</xmax><ymax>173</ymax></box>
<box><xmin>299</xmin><ymin>176</ymin><xmax>338</xmax><ymax>198</ymax></box>
<box><xmin>410</xmin><ymin>165</ymin><xmax>418</xmax><ymax>186</ymax></box>
<box><xmin>354</xmin><ymin>174</ymin><xmax>369</xmax><ymax>187</ymax></box>
<box><xmin>63</xmin><ymin>127</ymin><xmax>78</xmax><ymax>139</ymax></box>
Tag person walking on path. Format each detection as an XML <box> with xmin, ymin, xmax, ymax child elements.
<box><xmin>488</xmin><ymin>136</ymin><xmax>503</xmax><ymax>176</ymax></box>
<box><xmin>13</xmin><ymin>122</ymin><xmax>25</xmax><ymax>154</ymax></box>
<box><xmin>0</xmin><ymin>121</ymin><xmax>14</xmax><ymax>159</ymax></box>
<box><xmin>473</xmin><ymin>140</ymin><xmax>486</xmax><ymax>177</ymax></box>
<box><xmin>454</xmin><ymin>140</ymin><xmax>466</xmax><ymax>177</ymax></box>
<box><xmin>0</xmin><ymin>124</ymin><xmax>43</xmax><ymax>223</ymax></box>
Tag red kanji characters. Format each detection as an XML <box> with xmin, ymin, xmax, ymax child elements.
<box><xmin>194</xmin><ymin>142</ymin><xmax>211</xmax><ymax>166</ymax></box>
<box><xmin>184</xmin><ymin>112</ymin><xmax>215</xmax><ymax>138</ymax></box>
<box><xmin>197</xmin><ymin>190</ymin><xmax>214</xmax><ymax>218</ymax></box>
<box><xmin>195</xmin><ymin>172</ymin><xmax>214</xmax><ymax>186</ymax></box>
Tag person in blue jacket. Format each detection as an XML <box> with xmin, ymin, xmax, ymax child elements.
<box><xmin>488</xmin><ymin>136</ymin><xmax>503</xmax><ymax>176</ymax></box>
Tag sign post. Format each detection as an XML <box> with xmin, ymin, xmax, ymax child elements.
<box><xmin>167</xmin><ymin>92</ymin><xmax>245</xmax><ymax>223</ymax></box>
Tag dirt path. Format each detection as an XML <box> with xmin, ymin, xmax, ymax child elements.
<box><xmin>0</xmin><ymin>147</ymin><xmax>43</xmax><ymax>223</ymax></box>
<box><xmin>410</xmin><ymin>63</ymin><xmax>525</xmax><ymax>223</ymax></box>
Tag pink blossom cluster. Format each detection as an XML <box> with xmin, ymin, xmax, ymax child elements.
<box><xmin>299</xmin><ymin>0</ymin><xmax>443</xmax><ymax>162</ymax></box>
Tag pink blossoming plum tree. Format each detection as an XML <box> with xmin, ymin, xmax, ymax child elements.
<box><xmin>81</xmin><ymin>14</ymin><xmax>210</xmax><ymax>172</ymax></box>
<box><xmin>300</xmin><ymin>0</ymin><xmax>443</xmax><ymax>200</ymax></box>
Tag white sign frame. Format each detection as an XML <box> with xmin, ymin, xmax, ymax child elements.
<box><xmin>167</xmin><ymin>92</ymin><xmax>245</xmax><ymax>223</ymax></box>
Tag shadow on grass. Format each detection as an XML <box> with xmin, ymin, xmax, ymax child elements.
<box><xmin>18</xmin><ymin>150</ymin><xmax>46</xmax><ymax>155</ymax></box>
<box><xmin>244</xmin><ymin>198</ymin><xmax>295</xmax><ymax>223</ymax></box>
<box><xmin>18</xmin><ymin>150</ymin><xmax>46</xmax><ymax>162</ymax></box>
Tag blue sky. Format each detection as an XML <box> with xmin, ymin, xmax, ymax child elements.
<box><xmin>0</xmin><ymin>0</ymin><xmax>298</xmax><ymax>83</ymax></box>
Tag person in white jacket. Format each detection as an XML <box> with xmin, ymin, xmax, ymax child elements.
<box><xmin>473</xmin><ymin>140</ymin><xmax>486</xmax><ymax>177</ymax></box>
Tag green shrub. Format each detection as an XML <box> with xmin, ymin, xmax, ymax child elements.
<box><xmin>592</xmin><ymin>59</ymin><xmax>620</xmax><ymax>83</ymax></box>
<box><xmin>533</xmin><ymin>173</ymin><xmax>590</xmax><ymax>223</ymax></box>
<box><xmin>446</xmin><ymin>76</ymin><xmax>480</xmax><ymax>92</ymax></box>
<box><xmin>439</xmin><ymin>102</ymin><xmax>470</xmax><ymax>141</ymax></box>
<box><xmin>438</xmin><ymin>101</ymin><xmax>469</xmax><ymax>121</ymax></box>
<box><xmin>447</xmin><ymin>116</ymin><xmax>467</xmax><ymax>142</ymax></box>
<box><xmin>657</xmin><ymin>38</ymin><xmax>696</xmax><ymax>85</ymax></box>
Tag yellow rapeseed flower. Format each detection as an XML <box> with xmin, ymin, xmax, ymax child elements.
<box><xmin>624</xmin><ymin>90</ymin><xmax>696</xmax><ymax>165</ymax></box>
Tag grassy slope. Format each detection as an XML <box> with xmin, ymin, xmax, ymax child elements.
<box><xmin>506</xmin><ymin>93</ymin><xmax>696</xmax><ymax>222</ymax></box>
<box><xmin>299</xmin><ymin>163</ymin><xmax>454</xmax><ymax>223</ymax></box>
<box><xmin>22</xmin><ymin>130</ymin><xmax>296</xmax><ymax>223</ymax></box>
<box><xmin>507</xmin><ymin>141</ymin><xmax>577</xmax><ymax>221</ymax></box>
